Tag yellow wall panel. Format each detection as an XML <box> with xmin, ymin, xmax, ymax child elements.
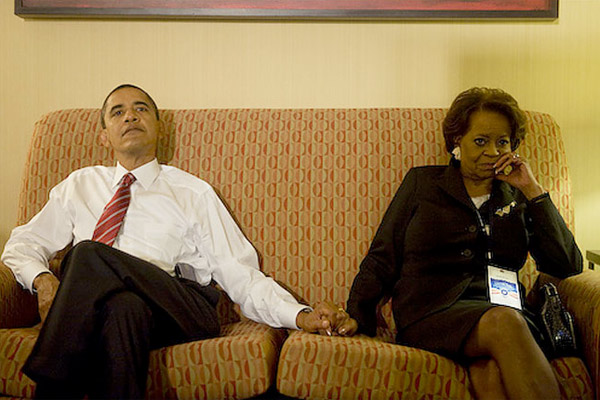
<box><xmin>1</xmin><ymin>1</ymin><xmax>599</xmax><ymax>256</ymax></box>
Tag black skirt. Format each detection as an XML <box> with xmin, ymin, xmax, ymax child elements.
<box><xmin>396</xmin><ymin>274</ymin><xmax>548</xmax><ymax>364</ymax></box>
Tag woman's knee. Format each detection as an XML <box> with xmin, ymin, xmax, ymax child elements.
<box><xmin>465</xmin><ymin>307</ymin><xmax>531</xmax><ymax>355</ymax></box>
<box><xmin>479</xmin><ymin>307</ymin><xmax>529</xmax><ymax>337</ymax></box>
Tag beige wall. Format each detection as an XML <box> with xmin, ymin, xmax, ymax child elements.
<box><xmin>1</xmin><ymin>1</ymin><xmax>599</xmax><ymax>257</ymax></box>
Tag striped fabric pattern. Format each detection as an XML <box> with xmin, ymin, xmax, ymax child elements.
<box><xmin>91</xmin><ymin>173</ymin><xmax>136</xmax><ymax>246</ymax></box>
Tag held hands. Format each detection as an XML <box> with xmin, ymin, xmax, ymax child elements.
<box><xmin>32</xmin><ymin>272</ymin><xmax>60</xmax><ymax>326</ymax></box>
<box><xmin>494</xmin><ymin>153</ymin><xmax>545</xmax><ymax>200</ymax></box>
<box><xmin>296</xmin><ymin>301</ymin><xmax>358</xmax><ymax>337</ymax></box>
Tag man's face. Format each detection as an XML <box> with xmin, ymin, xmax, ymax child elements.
<box><xmin>100</xmin><ymin>87</ymin><xmax>162</xmax><ymax>162</ymax></box>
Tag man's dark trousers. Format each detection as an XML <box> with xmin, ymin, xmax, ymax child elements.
<box><xmin>23</xmin><ymin>240</ymin><xmax>221</xmax><ymax>399</ymax></box>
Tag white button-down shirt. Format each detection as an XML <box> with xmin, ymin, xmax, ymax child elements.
<box><xmin>2</xmin><ymin>159</ymin><xmax>305</xmax><ymax>329</ymax></box>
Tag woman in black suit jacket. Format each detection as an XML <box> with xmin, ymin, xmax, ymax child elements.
<box><xmin>333</xmin><ymin>88</ymin><xmax>582</xmax><ymax>400</ymax></box>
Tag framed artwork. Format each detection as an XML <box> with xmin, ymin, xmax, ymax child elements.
<box><xmin>15</xmin><ymin>0</ymin><xmax>559</xmax><ymax>20</ymax></box>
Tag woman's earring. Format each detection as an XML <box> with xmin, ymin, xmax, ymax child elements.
<box><xmin>452</xmin><ymin>146</ymin><xmax>461</xmax><ymax>161</ymax></box>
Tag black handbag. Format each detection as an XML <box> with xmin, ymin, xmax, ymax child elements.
<box><xmin>539</xmin><ymin>283</ymin><xmax>578</xmax><ymax>357</ymax></box>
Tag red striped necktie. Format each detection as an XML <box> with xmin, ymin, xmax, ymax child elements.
<box><xmin>92</xmin><ymin>173</ymin><xmax>136</xmax><ymax>246</ymax></box>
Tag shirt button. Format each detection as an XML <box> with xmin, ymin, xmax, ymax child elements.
<box><xmin>468</xmin><ymin>225</ymin><xmax>477</xmax><ymax>233</ymax></box>
<box><xmin>462</xmin><ymin>249</ymin><xmax>473</xmax><ymax>258</ymax></box>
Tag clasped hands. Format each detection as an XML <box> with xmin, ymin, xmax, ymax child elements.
<box><xmin>295</xmin><ymin>301</ymin><xmax>358</xmax><ymax>337</ymax></box>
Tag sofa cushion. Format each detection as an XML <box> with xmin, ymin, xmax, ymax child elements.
<box><xmin>552</xmin><ymin>357</ymin><xmax>595</xmax><ymax>399</ymax></box>
<box><xmin>0</xmin><ymin>321</ymin><xmax>287</xmax><ymax>399</ymax></box>
<box><xmin>277</xmin><ymin>331</ymin><xmax>593</xmax><ymax>399</ymax></box>
<box><xmin>0</xmin><ymin>328</ymin><xmax>37</xmax><ymax>399</ymax></box>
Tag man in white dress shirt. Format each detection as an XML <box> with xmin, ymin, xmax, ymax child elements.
<box><xmin>1</xmin><ymin>84</ymin><xmax>337</xmax><ymax>399</ymax></box>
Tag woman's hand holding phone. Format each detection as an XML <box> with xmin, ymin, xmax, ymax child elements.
<box><xmin>494</xmin><ymin>152</ymin><xmax>545</xmax><ymax>200</ymax></box>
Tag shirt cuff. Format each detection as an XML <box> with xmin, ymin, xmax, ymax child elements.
<box><xmin>20</xmin><ymin>263</ymin><xmax>53</xmax><ymax>293</ymax></box>
<box><xmin>280</xmin><ymin>302</ymin><xmax>313</xmax><ymax>330</ymax></box>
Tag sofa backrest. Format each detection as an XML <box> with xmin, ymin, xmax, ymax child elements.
<box><xmin>19</xmin><ymin>108</ymin><xmax>574</xmax><ymax>318</ymax></box>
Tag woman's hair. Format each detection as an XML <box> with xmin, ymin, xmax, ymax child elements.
<box><xmin>442</xmin><ymin>87</ymin><xmax>527</xmax><ymax>153</ymax></box>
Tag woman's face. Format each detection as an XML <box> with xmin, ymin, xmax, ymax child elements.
<box><xmin>458</xmin><ymin>109</ymin><xmax>512</xmax><ymax>181</ymax></box>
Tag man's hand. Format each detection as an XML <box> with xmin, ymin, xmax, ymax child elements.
<box><xmin>296</xmin><ymin>306</ymin><xmax>332</xmax><ymax>336</ymax></box>
<box><xmin>33</xmin><ymin>273</ymin><xmax>60</xmax><ymax>326</ymax></box>
<box><xmin>296</xmin><ymin>302</ymin><xmax>359</xmax><ymax>337</ymax></box>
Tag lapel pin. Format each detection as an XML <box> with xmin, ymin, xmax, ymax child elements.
<box><xmin>495</xmin><ymin>201</ymin><xmax>517</xmax><ymax>217</ymax></box>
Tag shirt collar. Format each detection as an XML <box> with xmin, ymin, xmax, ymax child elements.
<box><xmin>113</xmin><ymin>159</ymin><xmax>161</xmax><ymax>190</ymax></box>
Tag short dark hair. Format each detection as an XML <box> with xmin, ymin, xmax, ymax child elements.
<box><xmin>442</xmin><ymin>87</ymin><xmax>526</xmax><ymax>153</ymax></box>
<box><xmin>100</xmin><ymin>84</ymin><xmax>160</xmax><ymax>129</ymax></box>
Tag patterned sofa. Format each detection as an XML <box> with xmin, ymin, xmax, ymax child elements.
<box><xmin>1</xmin><ymin>107</ymin><xmax>599</xmax><ymax>399</ymax></box>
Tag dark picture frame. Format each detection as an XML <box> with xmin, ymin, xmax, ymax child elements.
<box><xmin>15</xmin><ymin>0</ymin><xmax>559</xmax><ymax>20</ymax></box>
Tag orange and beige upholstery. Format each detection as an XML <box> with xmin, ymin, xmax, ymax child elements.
<box><xmin>1</xmin><ymin>108</ymin><xmax>598</xmax><ymax>399</ymax></box>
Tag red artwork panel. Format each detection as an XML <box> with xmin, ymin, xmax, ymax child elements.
<box><xmin>16</xmin><ymin>0</ymin><xmax>559</xmax><ymax>18</ymax></box>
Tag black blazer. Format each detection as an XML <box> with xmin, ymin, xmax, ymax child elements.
<box><xmin>347</xmin><ymin>163</ymin><xmax>583</xmax><ymax>338</ymax></box>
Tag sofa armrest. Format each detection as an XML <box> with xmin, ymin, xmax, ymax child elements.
<box><xmin>558</xmin><ymin>270</ymin><xmax>600</xmax><ymax>397</ymax></box>
<box><xmin>0</xmin><ymin>262</ymin><xmax>39</xmax><ymax>328</ymax></box>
